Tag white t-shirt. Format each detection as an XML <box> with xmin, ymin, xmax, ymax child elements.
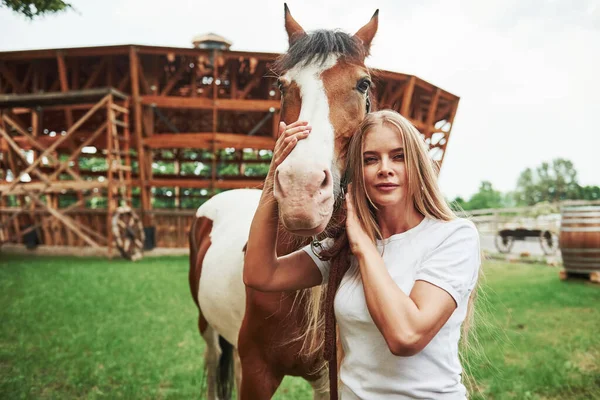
<box><xmin>302</xmin><ymin>217</ymin><xmax>480</xmax><ymax>400</ymax></box>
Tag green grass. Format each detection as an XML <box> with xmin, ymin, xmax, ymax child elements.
<box><xmin>0</xmin><ymin>254</ymin><xmax>598</xmax><ymax>399</ymax></box>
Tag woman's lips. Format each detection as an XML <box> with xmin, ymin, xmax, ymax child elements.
<box><xmin>375</xmin><ymin>183</ymin><xmax>399</xmax><ymax>191</ymax></box>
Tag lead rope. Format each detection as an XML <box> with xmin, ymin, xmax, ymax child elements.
<box><xmin>310</xmin><ymin>184</ymin><xmax>347</xmax><ymax>400</ymax></box>
<box><xmin>312</xmin><ymin>91</ymin><xmax>370</xmax><ymax>399</ymax></box>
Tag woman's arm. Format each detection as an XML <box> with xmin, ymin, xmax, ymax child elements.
<box><xmin>345</xmin><ymin>191</ymin><xmax>469</xmax><ymax>357</ymax></box>
<box><xmin>355</xmin><ymin>244</ymin><xmax>456</xmax><ymax>356</ymax></box>
<box><xmin>243</xmin><ymin>121</ymin><xmax>324</xmax><ymax>292</ymax></box>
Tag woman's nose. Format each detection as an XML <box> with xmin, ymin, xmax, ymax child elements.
<box><xmin>378</xmin><ymin>159</ymin><xmax>393</xmax><ymax>176</ymax></box>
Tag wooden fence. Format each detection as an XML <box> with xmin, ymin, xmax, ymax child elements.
<box><xmin>3</xmin><ymin>200</ymin><xmax>600</xmax><ymax>251</ymax></box>
<box><xmin>0</xmin><ymin>207</ymin><xmax>196</xmax><ymax>249</ymax></box>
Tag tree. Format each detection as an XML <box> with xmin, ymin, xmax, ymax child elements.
<box><xmin>1</xmin><ymin>0</ymin><xmax>73</xmax><ymax>19</ymax></box>
<box><xmin>579</xmin><ymin>185</ymin><xmax>600</xmax><ymax>201</ymax></box>
<box><xmin>467</xmin><ymin>181</ymin><xmax>504</xmax><ymax>210</ymax></box>
<box><xmin>450</xmin><ymin>181</ymin><xmax>505</xmax><ymax>211</ymax></box>
<box><xmin>515</xmin><ymin>158</ymin><xmax>581</xmax><ymax>205</ymax></box>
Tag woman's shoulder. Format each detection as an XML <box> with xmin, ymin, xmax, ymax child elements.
<box><xmin>422</xmin><ymin>217</ymin><xmax>479</xmax><ymax>244</ymax></box>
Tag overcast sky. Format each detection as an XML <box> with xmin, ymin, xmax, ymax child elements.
<box><xmin>1</xmin><ymin>0</ymin><xmax>598</xmax><ymax>199</ymax></box>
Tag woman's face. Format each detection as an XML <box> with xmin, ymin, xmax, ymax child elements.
<box><xmin>362</xmin><ymin>124</ymin><xmax>409</xmax><ymax>208</ymax></box>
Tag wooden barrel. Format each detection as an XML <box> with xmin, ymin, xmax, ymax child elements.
<box><xmin>559</xmin><ymin>206</ymin><xmax>600</xmax><ymax>274</ymax></box>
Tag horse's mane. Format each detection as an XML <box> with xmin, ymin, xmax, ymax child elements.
<box><xmin>273</xmin><ymin>30</ymin><xmax>368</xmax><ymax>73</ymax></box>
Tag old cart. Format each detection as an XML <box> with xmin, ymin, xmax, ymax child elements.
<box><xmin>495</xmin><ymin>228</ymin><xmax>559</xmax><ymax>255</ymax></box>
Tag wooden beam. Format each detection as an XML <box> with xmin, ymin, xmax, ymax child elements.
<box><xmin>4</xmin><ymin>192</ymin><xmax>103</xmax><ymax>243</ymax></box>
<box><xmin>21</xmin><ymin>64</ymin><xmax>33</xmax><ymax>90</ymax></box>
<box><xmin>439</xmin><ymin>99</ymin><xmax>459</xmax><ymax>167</ymax></box>
<box><xmin>138</xmin><ymin>56</ymin><xmax>152</xmax><ymax>95</ymax></box>
<box><xmin>237</xmin><ymin>64</ymin><xmax>266</xmax><ymax>99</ymax></box>
<box><xmin>117</xmin><ymin>72</ymin><xmax>130</xmax><ymax>92</ymax></box>
<box><xmin>71</xmin><ymin>58</ymin><xmax>79</xmax><ymax>90</ymax></box>
<box><xmin>400</xmin><ymin>76</ymin><xmax>416</xmax><ymax>118</ymax></box>
<box><xmin>106</xmin><ymin>56</ymin><xmax>114</xmax><ymax>87</ymax></box>
<box><xmin>129</xmin><ymin>46</ymin><xmax>150</xmax><ymax>225</ymax></box>
<box><xmin>425</xmin><ymin>88</ymin><xmax>441</xmax><ymax>138</ymax></box>
<box><xmin>378</xmin><ymin>81</ymin><xmax>393</xmax><ymax>108</ymax></box>
<box><xmin>82</xmin><ymin>58</ymin><xmax>108</xmax><ymax>89</ymax></box>
<box><xmin>216</xmin><ymin>99</ymin><xmax>280</xmax><ymax>112</ymax></box>
<box><xmin>49</xmin><ymin>122</ymin><xmax>108</xmax><ymax>180</ymax></box>
<box><xmin>23</xmin><ymin>188</ymin><xmax>101</xmax><ymax>248</ymax></box>
<box><xmin>56</xmin><ymin>52</ymin><xmax>74</xmax><ymax>127</ymax></box>
<box><xmin>0</xmin><ymin>180</ymin><xmax>109</xmax><ymax>196</ymax></box>
<box><xmin>0</xmin><ymin>62</ymin><xmax>25</xmax><ymax>93</ymax></box>
<box><xmin>2</xmin><ymin>113</ymin><xmax>82</xmax><ymax>181</ymax></box>
<box><xmin>385</xmin><ymin>82</ymin><xmax>408</xmax><ymax>109</ymax></box>
<box><xmin>7</xmin><ymin>95</ymin><xmax>110</xmax><ymax>192</ymax></box>
<box><xmin>0</xmin><ymin>126</ymin><xmax>53</xmax><ymax>187</ymax></box>
<box><xmin>144</xmin><ymin>178</ymin><xmax>264</xmax><ymax>190</ymax></box>
<box><xmin>143</xmin><ymin>133</ymin><xmax>275</xmax><ymax>150</ymax></box>
<box><xmin>142</xmin><ymin>95</ymin><xmax>211</xmax><ymax>109</ymax></box>
<box><xmin>141</xmin><ymin>96</ymin><xmax>279</xmax><ymax>112</ymax></box>
<box><xmin>160</xmin><ymin>59</ymin><xmax>188</xmax><ymax>96</ymax></box>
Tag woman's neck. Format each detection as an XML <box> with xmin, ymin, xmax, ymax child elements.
<box><xmin>377</xmin><ymin>202</ymin><xmax>424</xmax><ymax>239</ymax></box>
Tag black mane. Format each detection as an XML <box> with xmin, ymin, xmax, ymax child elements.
<box><xmin>274</xmin><ymin>30</ymin><xmax>367</xmax><ymax>72</ymax></box>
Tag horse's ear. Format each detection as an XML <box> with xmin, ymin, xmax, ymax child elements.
<box><xmin>284</xmin><ymin>3</ymin><xmax>306</xmax><ymax>47</ymax></box>
<box><xmin>354</xmin><ymin>9</ymin><xmax>379</xmax><ymax>54</ymax></box>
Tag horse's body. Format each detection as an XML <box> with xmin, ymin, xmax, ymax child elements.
<box><xmin>189</xmin><ymin>6</ymin><xmax>378</xmax><ymax>399</ymax></box>
<box><xmin>190</xmin><ymin>189</ymin><xmax>327</xmax><ymax>399</ymax></box>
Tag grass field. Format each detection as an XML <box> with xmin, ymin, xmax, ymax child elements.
<box><xmin>0</xmin><ymin>253</ymin><xmax>599</xmax><ymax>399</ymax></box>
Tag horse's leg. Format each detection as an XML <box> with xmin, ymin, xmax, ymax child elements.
<box><xmin>239</xmin><ymin>354</ymin><xmax>283</xmax><ymax>400</ymax></box>
<box><xmin>234</xmin><ymin>348</ymin><xmax>242</xmax><ymax>399</ymax></box>
<box><xmin>201</xmin><ymin>323</ymin><xmax>222</xmax><ymax>400</ymax></box>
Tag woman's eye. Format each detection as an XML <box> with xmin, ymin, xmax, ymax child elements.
<box><xmin>356</xmin><ymin>78</ymin><xmax>371</xmax><ymax>94</ymax></box>
<box><xmin>364</xmin><ymin>157</ymin><xmax>377</xmax><ymax>164</ymax></box>
<box><xmin>393</xmin><ymin>154</ymin><xmax>405</xmax><ymax>161</ymax></box>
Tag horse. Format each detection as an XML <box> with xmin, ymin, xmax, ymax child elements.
<box><xmin>189</xmin><ymin>5</ymin><xmax>378</xmax><ymax>399</ymax></box>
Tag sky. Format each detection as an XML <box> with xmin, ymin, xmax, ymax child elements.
<box><xmin>1</xmin><ymin>0</ymin><xmax>599</xmax><ymax>199</ymax></box>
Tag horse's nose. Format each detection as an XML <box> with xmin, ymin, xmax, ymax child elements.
<box><xmin>273</xmin><ymin>165</ymin><xmax>332</xmax><ymax>202</ymax></box>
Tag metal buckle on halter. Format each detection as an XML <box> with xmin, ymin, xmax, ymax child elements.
<box><xmin>310</xmin><ymin>236</ymin><xmax>327</xmax><ymax>260</ymax></box>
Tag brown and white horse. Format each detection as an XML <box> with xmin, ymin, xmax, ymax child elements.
<box><xmin>189</xmin><ymin>5</ymin><xmax>378</xmax><ymax>399</ymax></box>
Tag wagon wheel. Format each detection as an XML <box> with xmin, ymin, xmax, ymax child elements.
<box><xmin>495</xmin><ymin>233</ymin><xmax>514</xmax><ymax>254</ymax></box>
<box><xmin>539</xmin><ymin>230</ymin><xmax>559</xmax><ymax>255</ymax></box>
<box><xmin>112</xmin><ymin>206</ymin><xmax>145</xmax><ymax>261</ymax></box>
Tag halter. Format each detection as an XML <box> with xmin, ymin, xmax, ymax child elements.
<box><xmin>310</xmin><ymin>91</ymin><xmax>370</xmax><ymax>259</ymax></box>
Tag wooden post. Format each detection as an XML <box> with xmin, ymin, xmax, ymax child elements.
<box><xmin>211</xmin><ymin>50</ymin><xmax>219</xmax><ymax>195</ymax></box>
<box><xmin>56</xmin><ymin>52</ymin><xmax>73</xmax><ymax>127</ymax></box>
<box><xmin>400</xmin><ymin>76</ymin><xmax>416</xmax><ymax>118</ymax></box>
<box><xmin>106</xmin><ymin>95</ymin><xmax>114</xmax><ymax>258</ymax></box>
<box><xmin>122</xmin><ymin>98</ymin><xmax>132</xmax><ymax>202</ymax></box>
<box><xmin>439</xmin><ymin>99</ymin><xmax>459</xmax><ymax>167</ymax></box>
<box><xmin>174</xmin><ymin>150</ymin><xmax>180</xmax><ymax>208</ymax></box>
<box><xmin>425</xmin><ymin>89</ymin><xmax>441</xmax><ymax>138</ymax></box>
<box><xmin>129</xmin><ymin>46</ymin><xmax>150</xmax><ymax>226</ymax></box>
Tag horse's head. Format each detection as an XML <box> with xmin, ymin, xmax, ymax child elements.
<box><xmin>272</xmin><ymin>5</ymin><xmax>378</xmax><ymax>236</ymax></box>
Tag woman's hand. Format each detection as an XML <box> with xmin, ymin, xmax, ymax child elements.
<box><xmin>345</xmin><ymin>185</ymin><xmax>373</xmax><ymax>257</ymax></box>
<box><xmin>269</xmin><ymin>120</ymin><xmax>312</xmax><ymax>174</ymax></box>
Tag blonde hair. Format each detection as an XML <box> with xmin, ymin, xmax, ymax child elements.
<box><xmin>298</xmin><ymin>110</ymin><xmax>479</xmax><ymax>379</ymax></box>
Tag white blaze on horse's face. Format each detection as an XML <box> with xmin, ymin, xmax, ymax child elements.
<box><xmin>273</xmin><ymin>55</ymin><xmax>340</xmax><ymax>236</ymax></box>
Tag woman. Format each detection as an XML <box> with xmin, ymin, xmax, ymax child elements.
<box><xmin>244</xmin><ymin>110</ymin><xmax>481</xmax><ymax>399</ymax></box>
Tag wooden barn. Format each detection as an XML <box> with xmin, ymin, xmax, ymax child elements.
<box><xmin>0</xmin><ymin>34</ymin><xmax>460</xmax><ymax>257</ymax></box>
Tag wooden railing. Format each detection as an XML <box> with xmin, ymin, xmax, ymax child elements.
<box><xmin>456</xmin><ymin>200</ymin><xmax>600</xmax><ymax>235</ymax></box>
<box><xmin>0</xmin><ymin>207</ymin><xmax>196</xmax><ymax>249</ymax></box>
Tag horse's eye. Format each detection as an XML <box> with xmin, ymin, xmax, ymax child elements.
<box><xmin>277</xmin><ymin>79</ymin><xmax>285</xmax><ymax>92</ymax></box>
<box><xmin>357</xmin><ymin>78</ymin><xmax>371</xmax><ymax>94</ymax></box>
